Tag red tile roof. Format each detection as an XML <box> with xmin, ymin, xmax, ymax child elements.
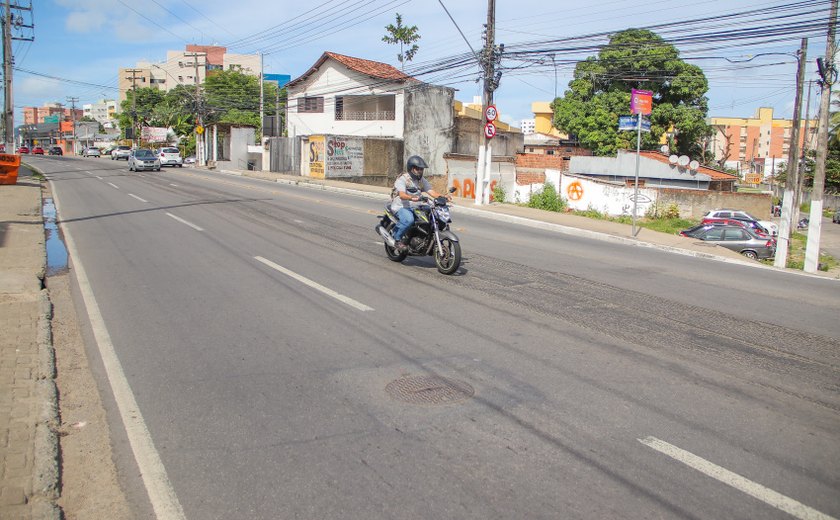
<box><xmin>638</xmin><ymin>150</ymin><xmax>736</xmax><ymax>181</ymax></box>
<box><xmin>287</xmin><ymin>52</ymin><xmax>415</xmax><ymax>88</ymax></box>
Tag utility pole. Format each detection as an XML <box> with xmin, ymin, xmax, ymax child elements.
<box><xmin>774</xmin><ymin>38</ymin><xmax>807</xmax><ymax>268</ymax></box>
<box><xmin>2</xmin><ymin>0</ymin><xmax>32</xmax><ymax>152</ymax></box>
<box><xmin>259</xmin><ymin>52</ymin><xmax>264</xmax><ymax>143</ymax></box>
<box><xmin>804</xmin><ymin>0</ymin><xmax>838</xmax><ymax>273</ymax></box>
<box><xmin>184</xmin><ymin>52</ymin><xmax>205</xmax><ymax>166</ymax></box>
<box><xmin>66</xmin><ymin>96</ymin><xmax>79</xmax><ymax>154</ymax></box>
<box><xmin>476</xmin><ymin>0</ymin><xmax>500</xmax><ymax>206</ymax></box>
<box><xmin>794</xmin><ymin>80</ymin><xmax>814</xmax><ymax>225</ymax></box>
<box><xmin>124</xmin><ymin>69</ymin><xmax>142</xmax><ymax>149</ymax></box>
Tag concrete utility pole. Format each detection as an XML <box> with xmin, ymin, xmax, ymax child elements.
<box><xmin>66</xmin><ymin>96</ymin><xmax>78</xmax><ymax>154</ymax></box>
<box><xmin>123</xmin><ymin>69</ymin><xmax>143</xmax><ymax>149</ymax></box>
<box><xmin>804</xmin><ymin>0</ymin><xmax>838</xmax><ymax>273</ymax></box>
<box><xmin>184</xmin><ymin>52</ymin><xmax>205</xmax><ymax>166</ymax></box>
<box><xmin>475</xmin><ymin>0</ymin><xmax>499</xmax><ymax>206</ymax></box>
<box><xmin>2</xmin><ymin>0</ymin><xmax>32</xmax><ymax>151</ymax></box>
<box><xmin>259</xmin><ymin>52</ymin><xmax>264</xmax><ymax>142</ymax></box>
<box><xmin>794</xmin><ymin>80</ymin><xmax>814</xmax><ymax>225</ymax></box>
<box><xmin>774</xmin><ymin>38</ymin><xmax>808</xmax><ymax>268</ymax></box>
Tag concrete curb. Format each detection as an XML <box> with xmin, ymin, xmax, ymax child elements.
<box><xmin>25</xmin><ymin>162</ymin><xmax>63</xmax><ymax>519</ymax></box>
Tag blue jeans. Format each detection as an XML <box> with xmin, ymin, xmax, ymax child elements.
<box><xmin>393</xmin><ymin>208</ymin><xmax>415</xmax><ymax>241</ymax></box>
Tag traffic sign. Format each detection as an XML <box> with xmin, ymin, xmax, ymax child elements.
<box><xmin>195</xmin><ymin>125</ymin><xmax>204</xmax><ymax>135</ymax></box>
<box><xmin>485</xmin><ymin>105</ymin><xmax>498</xmax><ymax>122</ymax></box>
<box><xmin>484</xmin><ymin>122</ymin><xmax>497</xmax><ymax>139</ymax></box>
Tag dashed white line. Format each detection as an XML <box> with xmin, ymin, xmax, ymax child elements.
<box><xmin>129</xmin><ymin>194</ymin><xmax>149</xmax><ymax>203</ymax></box>
<box><xmin>293</xmin><ymin>219</ymin><xmax>304</xmax><ymax>224</ymax></box>
<box><xmin>108</xmin><ymin>182</ymin><xmax>119</xmax><ymax>189</ymax></box>
<box><xmin>165</xmin><ymin>212</ymin><xmax>204</xmax><ymax>231</ymax></box>
<box><xmin>639</xmin><ymin>436</ymin><xmax>836</xmax><ymax>520</ymax></box>
<box><xmin>96</xmin><ymin>176</ymin><xmax>103</xmax><ymax>179</ymax></box>
<box><xmin>169</xmin><ymin>183</ymin><xmax>178</xmax><ymax>187</ymax></box>
<box><xmin>254</xmin><ymin>256</ymin><xmax>374</xmax><ymax>312</ymax></box>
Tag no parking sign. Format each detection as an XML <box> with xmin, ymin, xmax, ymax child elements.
<box><xmin>484</xmin><ymin>122</ymin><xmax>497</xmax><ymax>139</ymax></box>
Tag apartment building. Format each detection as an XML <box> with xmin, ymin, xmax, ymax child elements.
<box><xmin>710</xmin><ymin>107</ymin><xmax>818</xmax><ymax>176</ymax></box>
<box><xmin>22</xmin><ymin>103</ymin><xmax>83</xmax><ymax>125</ymax></box>
<box><xmin>118</xmin><ymin>45</ymin><xmax>262</xmax><ymax>106</ymax></box>
<box><xmin>82</xmin><ymin>99</ymin><xmax>118</xmax><ymax>126</ymax></box>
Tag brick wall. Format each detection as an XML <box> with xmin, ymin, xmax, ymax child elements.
<box><xmin>515</xmin><ymin>170</ymin><xmax>546</xmax><ymax>185</ymax></box>
<box><xmin>515</xmin><ymin>153</ymin><xmax>569</xmax><ymax>170</ymax></box>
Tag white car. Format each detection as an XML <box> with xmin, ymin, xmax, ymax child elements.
<box><xmin>703</xmin><ymin>209</ymin><xmax>778</xmax><ymax>236</ymax></box>
<box><xmin>158</xmin><ymin>147</ymin><xmax>183</xmax><ymax>167</ymax></box>
<box><xmin>83</xmin><ymin>147</ymin><xmax>101</xmax><ymax>158</ymax></box>
<box><xmin>111</xmin><ymin>145</ymin><xmax>132</xmax><ymax>160</ymax></box>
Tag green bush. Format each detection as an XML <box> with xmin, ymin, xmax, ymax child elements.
<box><xmin>527</xmin><ymin>183</ymin><xmax>567</xmax><ymax>212</ymax></box>
<box><xmin>492</xmin><ymin>183</ymin><xmax>506</xmax><ymax>204</ymax></box>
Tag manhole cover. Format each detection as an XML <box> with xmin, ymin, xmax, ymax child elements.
<box><xmin>385</xmin><ymin>375</ymin><xmax>474</xmax><ymax>405</ymax></box>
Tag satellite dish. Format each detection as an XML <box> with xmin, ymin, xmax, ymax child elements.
<box><xmin>678</xmin><ymin>155</ymin><xmax>690</xmax><ymax>167</ymax></box>
<box><xmin>660</xmin><ymin>145</ymin><xmax>669</xmax><ymax>154</ymax></box>
<box><xmin>689</xmin><ymin>160</ymin><xmax>700</xmax><ymax>170</ymax></box>
<box><xmin>669</xmin><ymin>154</ymin><xmax>679</xmax><ymax>164</ymax></box>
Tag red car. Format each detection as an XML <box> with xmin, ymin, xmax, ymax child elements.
<box><xmin>17</xmin><ymin>146</ymin><xmax>29</xmax><ymax>154</ymax></box>
<box><xmin>32</xmin><ymin>147</ymin><xmax>44</xmax><ymax>155</ymax></box>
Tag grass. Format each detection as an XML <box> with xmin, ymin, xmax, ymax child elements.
<box><xmin>768</xmin><ymin>231</ymin><xmax>839</xmax><ymax>271</ymax></box>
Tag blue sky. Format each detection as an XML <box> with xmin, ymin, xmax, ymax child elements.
<box><xmin>12</xmin><ymin>0</ymin><xmax>833</xmax><ymax>127</ymax></box>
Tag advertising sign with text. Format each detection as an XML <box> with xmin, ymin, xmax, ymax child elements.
<box><xmin>326</xmin><ymin>136</ymin><xmax>364</xmax><ymax>178</ymax></box>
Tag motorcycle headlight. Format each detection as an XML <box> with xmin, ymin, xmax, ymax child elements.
<box><xmin>435</xmin><ymin>206</ymin><xmax>451</xmax><ymax>221</ymax></box>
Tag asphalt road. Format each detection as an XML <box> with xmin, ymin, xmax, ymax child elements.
<box><xmin>36</xmin><ymin>156</ymin><xmax>840</xmax><ymax>520</ymax></box>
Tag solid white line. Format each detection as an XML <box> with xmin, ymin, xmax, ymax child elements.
<box><xmin>165</xmin><ymin>212</ymin><xmax>203</xmax><ymax>231</ymax></box>
<box><xmin>129</xmin><ymin>194</ymin><xmax>148</xmax><ymax>203</ymax></box>
<box><xmin>254</xmin><ymin>256</ymin><xmax>374</xmax><ymax>312</ymax></box>
<box><xmin>639</xmin><ymin>436</ymin><xmax>836</xmax><ymax>520</ymax></box>
<box><xmin>96</xmin><ymin>176</ymin><xmax>103</xmax><ymax>180</ymax></box>
<box><xmin>108</xmin><ymin>182</ymin><xmax>119</xmax><ymax>189</ymax></box>
<box><xmin>169</xmin><ymin>183</ymin><xmax>178</xmax><ymax>187</ymax></box>
<box><xmin>52</xmin><ymin>189</ymin><xmax>187</xmax><ymax>520</ymax></box>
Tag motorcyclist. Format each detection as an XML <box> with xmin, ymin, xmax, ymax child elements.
<box><xmin>391</xmin><ymin>155</ymin><xmax>449</xmax><ymax>252</ymax></box>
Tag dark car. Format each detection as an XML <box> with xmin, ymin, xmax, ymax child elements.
<box><xmin>833</xmin><ymin>209</ymin><xmax>840</xmax><ymax>224</ymax></box>
<box><xmin>32</xmin><ymin>147</ymin><xmax>45</xmax><ymax>155</ymax></box>
<box><xmin>682</xmin><ymin>224</ymin><xmax>776</xmax><ymax>260</ymax></box>
<box><xmin>48</xmin><ymin>146</ymin><xmax>63</xmax><ymax>156</ymax></box>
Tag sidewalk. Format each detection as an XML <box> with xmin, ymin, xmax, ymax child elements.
<box><xmin>0</xmin><ymin>166</ymin><xmax>60</xmax><ymax>519</ymax></box>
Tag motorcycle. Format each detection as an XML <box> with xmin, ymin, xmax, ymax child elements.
<box><xmin>375</xmin><ymin>188</ymin><xmax>461</xmax><ymax>275</ymax></box>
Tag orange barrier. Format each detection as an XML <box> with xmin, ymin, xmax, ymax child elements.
<box><xmin>0</xmin><ymin>153</ymin><xmax>21</xmax><ymax>185</ymax></box>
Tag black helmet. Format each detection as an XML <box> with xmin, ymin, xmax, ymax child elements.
<box><xmin>406</xmin><ymin>155</ymin><xmax>428</xmax><ymax>172</ymax></box>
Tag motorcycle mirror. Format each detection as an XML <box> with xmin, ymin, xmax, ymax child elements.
<box><xmin>448</xmin><ymin>186</ymin><xmax>457</xmax><ymax>194</ymax></box>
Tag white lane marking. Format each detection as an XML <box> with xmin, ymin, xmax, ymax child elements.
<box><xmin>165</xmin><ymin>212</ymin><xmax>204</xmax><ymax>231</ymax></box>
<box><xmin>96</xmin><ymin>176</ymin><xmax>103</xmax><ymax>180</ymax></box>
<box><xmin>293</xmin><ymin>219</ymin><xmax>304</xmax><ymax>223</ymax></box>
<box><xmin>129</xmin><ymin>194</ymin><xmax>149</xmax><ymax>203</ymax></box>
<box><xmin>51</xmin><ymin>190</ymin><xmax>187</xmax><ymax>520</ymax></box>
<box><xmin>639</xmin><ymin>436</ymin><xmax>836</xmax><ymax>520</ymax></box>
<box><xmin>254</xmin><ymin>256</ymin><xmax>374</xmax><ymax>312</ymax></box>
<box><xmin>108</xmin><ymin>182</ymin><xmax>119</xmax><ymax>189</ymax></box>
<box><xmin>169</xmin><ymin>183</ymin><xmax>178</xmax><ymax>187</ymax></box>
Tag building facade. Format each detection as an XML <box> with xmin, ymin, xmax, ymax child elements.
<box><xmin>530</xmin><ymin>101</ymin><xmax>564</xmax><ymax>138</ymax></box>
<box><xmin>82</xmin><ymin>99</ymin><xmax>118</xmax><ymax>126</ymax></box>
<box><xmin>22</xmin><ymin>103</ymin><xmax>83</xmax><ymax>125</ymax></box>
<box><xmin>118</xmin><ymin>45</ymin><xmax>263</xmax><ymax>106</ymax></box>
<box><xmin>710</xmin><ymin>107</ymin><xmax>818</xmax><ymax>177</ymax></box>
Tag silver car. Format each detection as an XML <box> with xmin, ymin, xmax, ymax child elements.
<box><xmin>687</xmin><ymin>224</ymin><xmax>776</xmax><ymax>260</ymax></box>
<box><xmin>83</xmin><ymin>147</ymin><xmax>101</xmax><ymax>158</ymax></box>
<box><xmin>158</xmin><ymin>147</ymin><xmax>183</xmax><ymax>167</ymax></box>
<box><xmin>111</xmin><ymin>145</ymin><xmax>132</xmax><ymax>160</ymax></box>
<box><xmin>128</xmin><ymin>149</ymin><xmax>161</xmax><ymax>172</ymax></box>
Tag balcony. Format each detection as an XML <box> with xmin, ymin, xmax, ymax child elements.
<box><xmin>335</xmin><ymin>111</ymin><xmax>395</xmax><ymax>121</ymax></box>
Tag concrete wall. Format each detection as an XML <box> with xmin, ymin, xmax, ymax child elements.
<box><xmin>297</xmin><ymin>135</ymin><xmax>402</xmax><ymax>186</ymax></box>
<box><xmin>453</xmin><ymin>116</ymin><xmax>524</xmax><ymax>157</ymax></box>
<box><xmin>403</xmin><ymin>84</ymin><xmax>455</xmax><ymax>180</ymax></box>
<box><xmin>445</xmin><ymin>154</ymin><xmax>516</xmax><ymax>201</ymax></box>
<box><xmin>268</xmin><ymin>137</ymin><xmax>301</xmax><ymax>174</ymax></box>
<box><xmin>514</xmin><ymin>171</ymin><xmax>773</xmax><ymax>219</ymax></box>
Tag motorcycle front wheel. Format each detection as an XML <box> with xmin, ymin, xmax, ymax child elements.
<box><xmin>434</xmin><ymin>238</ymin><xmax>461</xmax><ymax>275</ymax></box>
<box><xmin>384</xmin><ymin>243</ymin><xmax>407</xmax><ymax>262</ymax></box>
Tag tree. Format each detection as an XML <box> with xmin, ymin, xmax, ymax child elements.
<box><xmin>553</xmin><ymin>29</ymin><xmax>710</xmax><ymax>157</ymax></box>
<box><xmin>118</xmin><ymin>87</ymin><xmax>165</xmax><ymax>137</ymax></box>
<box><xmin>382</xmin><ymin>13</ymin><xmax>420</xmax><ymax>70</ymax></box>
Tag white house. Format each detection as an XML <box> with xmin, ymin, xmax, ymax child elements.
<box><xmin>286</xmin><ymin>52</ymin><xmax>421</xmax><ymax>139</ymax></box>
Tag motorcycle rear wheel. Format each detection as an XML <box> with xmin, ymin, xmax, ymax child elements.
<box><xmin>434</xmin><ymin>238</ymin><xmax>461</xmax><ymax>275</ymax></box>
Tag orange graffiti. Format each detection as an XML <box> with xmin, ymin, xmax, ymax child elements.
<box><xmin>567</xmin><ymin>181</ymin><xmax>584</xmax><ymax>201</ymax></box>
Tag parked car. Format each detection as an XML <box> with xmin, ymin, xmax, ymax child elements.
<box><xmin>111</xmin><ymin>145</ymin><xmax>132</xmax><ymax>160</ymax></box>
<box><xmin>83</xmin><ymin>147</ymin><xmax>101</xmax><ymax>158</ymax></box>
<box><xmin>48</xmin><ymin>146</ymin><xmax>63</xmax><ymax>156</ymax></box>
<box><xmin>833</xmin><ymin>209</ymin><xmax>840</xmax><ymax>224</ymax></box>
<box><xmin>184</xmin><ymin>155</ymin><xmax>196</xmax><ymax>165</ymax></box>
<box><xmin>158</xmin><ymin>147</ymin><xmax>183</xmax><ymax>167</ymax></box>
<box><xmin>702</xmin><ymin>209</ymin><xmax>777</xmax><ymax>236</ymax></box>
<box><xmin>128</xmin><ymin>149</ymin><xmax>161</xmax><ymax>172</ymax></box>
<box><xmin>700</xmin><ymin>217</ymin><xmax>771</xmax><ymax>237</ymax></box>
<box><xmin>31</xmin><ymin>147</ymin><xmax>45</xmax><ymax>155</ymax></box>
<box><xmin>17</xmin><ymin>146</ymin><xmax>29</xmax><ymax>154</ymax></box>
<box><xmin>681</xmin><ymin>224</ymin><xmax>776</xmax><ymax>260</ymax></box>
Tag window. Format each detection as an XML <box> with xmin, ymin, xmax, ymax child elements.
<box><xmin>335</xmin><ymin>96</ymin><xmax>343</xmax><ymax>119</ymax></box>
<box><xmin>723</xmin><ymin>229</ymin><xmax>748</xmax><ymax>241</ymax></box>
<box><xmin>703</xmin><ymin>228</ymin><xmax>725</xmax><ymax>240</ymax></box>
<box><xmin>298</xmin><ymin>96</ymin><xmax>324</xmax><ymax>113</ymax></box>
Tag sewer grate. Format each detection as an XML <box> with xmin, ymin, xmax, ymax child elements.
<box><xmin>385</xmin><ymin>375</ymin><xmax>475</xmax><ymax>405</ymax></box>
